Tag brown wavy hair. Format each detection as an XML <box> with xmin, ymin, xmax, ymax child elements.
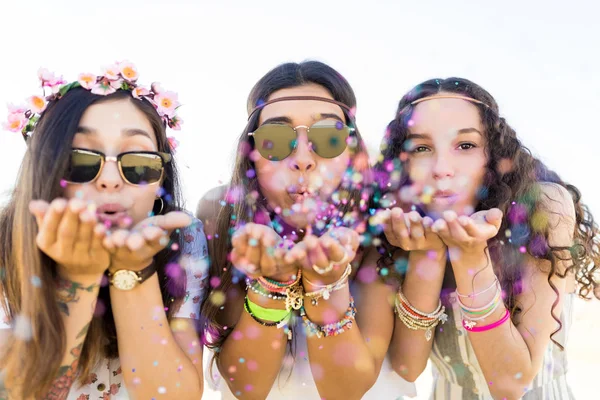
<box><xmin>0</xmin><ymin>89</ymin><xmax>187</xmax><ymax>398</ymax></box>
<box><xmin>373</xmin><ymin>77</ymin><xmax>599</xmax><ymax>347</ymax></box>
<box><xmin>199</xmin><ymin>61</ymin><xmax>372</xmax><ymax>355</ymax></box>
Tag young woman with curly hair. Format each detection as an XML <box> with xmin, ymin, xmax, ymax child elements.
<box><xmin>374</xmin><ymin>77</ymin><xmax>599</xmax><ymax>399</ymax></box>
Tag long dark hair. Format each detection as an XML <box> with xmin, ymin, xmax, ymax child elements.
<box><xmin>0</xmin><ymin>88</ymin><xmax>187</xmax><ymax>398</ymax></box>
<box><xmin>374</xmin><ymin>77</ymin><xmax>599</xmax><ymax>347</ymax></box>
<box><xmin>200</xmin><ymin>61</ymin><xmax>372</xmax><ymax>353</ymax></box>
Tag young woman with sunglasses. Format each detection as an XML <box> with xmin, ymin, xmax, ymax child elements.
<box><xmin>197</xmin><ymin>61</ymin><xmax>415</xmax><ymax>399</ymax></box>
<box><xmin>0</xmin><ymin>64</ymin><xmax>208</xmax><ymax>399</ymax></box>
<box><xmin>374</xmin><ymin>78</ymin><xmax>599</xmax><ymax>399</ymax></box>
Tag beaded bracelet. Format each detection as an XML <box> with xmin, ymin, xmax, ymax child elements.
<box><xmin>300</xmin><ymin>296</ymin><xmax>356</xmax><ymax>338</ymax></box>
<box><xmin>257</xmin><ymin>270</ymin><xmax>302</xmax><ymax>294</ymax></box>
<box><xmin>246</xmin><ymin>278</ymin><xmax>287</xmax><ymax>300</ymax></box>
<box><xmin>395</xmin><ymin>290</ymin><xmax>447</xmax><ymax>341</ymax></box>
<box><xmin>304</xmin><ymin>263</ymin><xmax>352</xmax><ymax>305</ymax></box>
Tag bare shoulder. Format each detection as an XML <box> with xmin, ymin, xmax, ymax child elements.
<box><xmin>537</xmin><ymin>182</ymin><xmax>576</xmax><ymax>245</ymax></box>
<box><xmin>195</xmin><ymin>185</ymin><xmax>228</xmax><ymax>225</ymax></box>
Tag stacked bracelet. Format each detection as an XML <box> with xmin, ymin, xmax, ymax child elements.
<box><xmin>394</xmin><ymin>290</ymin><xmax>447</xmax><ymax>341</ymax></box>
<box><xmin>252</xmin><ymin>270</ymin><xmax>304</xmax><ymax>311</ymax></box>
<box><xmin>244</xmin><ymin>296</ymin><xmax>293</xmax><ymax>340</ymax></box>
<box><xmin>304</xmin><ymin>263</ymin><xmax>352</xmax><ymax>305</ymax></box>
<box><xmin>300</xmin><ymin>296</ymin><xmax>356</xmax><ymax>338</ymax></box>
<box><xmin>457</xmin><ymin>279</ymin><xmax>505</xmax><ymax>330</ymax></box>
<box><xmin>246</xmin><ymin>278</ymin><xmax>287</xmax><ymax>300</ymax></box>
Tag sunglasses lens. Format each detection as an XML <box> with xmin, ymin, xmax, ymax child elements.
<box><xmin>66</xmin><ymin>150</ymin><xmax>102</xmax><ymax>183</ymax></box>
<box><xmin>308</xmin><ymin>120</ymin><xmax>350</xmax><ymax>158</ymax></box>
<box><xmin>252</xmin><ymin>124</ymin><xmax>297</xmax><ymax>161</ymax></box>
<box><xmin>120</xmin><ymin>153</ymin><xmax>164</xmax><ymax>185</ymax></box>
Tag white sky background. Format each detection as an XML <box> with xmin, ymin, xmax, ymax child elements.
<box><xmin>0</xmin><ymin>0</ymin><xmax>598</xmax><ymax>215</ymax></box>
<box><xmin>0</xmin><ymin>1</ymin><xmax>598</xmax><ymax>398</ymax></box>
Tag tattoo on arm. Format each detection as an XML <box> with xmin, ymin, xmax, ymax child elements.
<box><xmin>41</xmin><ymin>323</ymin><xmax>90</xmax><ymax>400</ymax></box>
<box><xmin>56</xmin><ymin>278</ymin><xmax>99</xmax><ymax>316</ymax></box>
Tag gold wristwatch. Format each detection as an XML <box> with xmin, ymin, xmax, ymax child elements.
<box><xmin>107</xmin><ymin>263</ymin><xmax>157</xmax><ymax>291</ymax></box>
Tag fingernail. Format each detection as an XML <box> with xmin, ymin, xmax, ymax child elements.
<box><xmin>54</xmin><ymin>200</ymin><xmax>67</xmax><ymax>212</ymax></box>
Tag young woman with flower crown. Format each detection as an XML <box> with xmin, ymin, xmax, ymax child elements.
<box><xmin>373</xmin><ymin>78</ymin><xmax>600</xmax><ymax>399</ymax></box>
<box><xmin>196</xmin><ymin>61</ymin><xmax>415</xmax><ymax>399</ymax></box>
<box><xmin>0</xmin><ymin>63</ymin><xmax>208</xmax><ymax>399</ymax></box>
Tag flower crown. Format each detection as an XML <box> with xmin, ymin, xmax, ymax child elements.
<box><xmin>3</xmin><ymin>61</ymin><xmax>182</xmax><ymax>148</ymax></box>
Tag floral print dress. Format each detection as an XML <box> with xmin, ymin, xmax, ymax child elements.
<box><xmin>0</xmin><ymin>219</ymin><xmax>209</xmax><ymax>400</ymax></box>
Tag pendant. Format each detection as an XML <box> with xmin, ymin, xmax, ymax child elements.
<box><xmin>425</xmin><ymin>328</ymin><xmax>432</xmax><ymax>341</ymax></box>
<box><xmin>285</xmin><ymin>285</ymin><xmax>304</xmax><ymax>311</ymax></box>
<box><xmin>463</xmin><ymin>319</ymin><xmax>476</xmax><ymax>329</ymax></box>
<box><xmin>323</xmin><ymin>290</ymin><xmax>330</xmax><ymax>300</ymax></box>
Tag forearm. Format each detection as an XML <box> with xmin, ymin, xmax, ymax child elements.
<box><xmin>452</xmin><ymin>252</ymin><xmax>534</xmax><ymax>399</ymax></box>
<box><xmin>302</xmin><ymin>284</ymin><xmax>377</xmax><ymax>400</ymax></box>
<box><xmin>389</xmin><ymin>250</ymin><xmax>446</xmax><ymax>381</ymax></box>
<box><xmin>110</xmin><ymin>273</ymin><xmax>203</xmax><ymax>400</ymax></box>
<box><xmin>217</xmin><ymin>291</ymin><xmax>288</xmax><ymax>400</ymax></box>
<box><xmin>38</xmin><ymin>273</ymin><xmax>102</xmax><ymax>400</ymax></box>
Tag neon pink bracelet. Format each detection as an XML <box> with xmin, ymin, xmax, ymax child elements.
<box><xmin>463</xmin><ymin>309</ymin><xmax>510</xmax><ymax>332</ymax></box>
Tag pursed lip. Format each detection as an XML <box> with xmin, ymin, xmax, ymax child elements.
<box><xmin>96</xmin><ymin>203</ymin><xmax>128</xmax><ymax>224</ymax></box>
<box><xmin>431</xmin><ymin>190</ymin><xmax>458</xmax><ymax>205</ymax></box>
<box><xmin>287</xmin><ymin>185</ymin><xmax>312</xmax><ymax>203</ymax></box>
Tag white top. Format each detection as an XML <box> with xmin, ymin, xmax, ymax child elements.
<box><xmin>0</xmin><ymin>220</ymin><xmax>210</xmax><ymax>400</ymax></box>
<box><xmin>204</xmin><ymin>315</ymin><xmax>417</xmax><ymax>399</ymax></box>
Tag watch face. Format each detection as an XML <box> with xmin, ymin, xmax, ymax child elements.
<box><xmin>112</xmin><ymin>270</ymin><xmax>140</xmax><ymax>291</ymax></box>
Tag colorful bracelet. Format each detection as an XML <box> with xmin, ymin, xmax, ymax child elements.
<box><xmin>300</xmin><ymin>296</ymin><xmax>356</xmax><ymax>338</ymax></box>
<box><xmin>304</xmin><ymin>263</ymin><xmax>352</xmax><ymax>305</ymax></box>
<box><xmin>246</xmin><ymin>278</ymin><xmax>287</xmax><ymax>300</ymax></box>
<box><xmin>457</xmin><ymin>282</ymin><xmax>502</xmax><ymax>328</ymax></box>
<box><xmin>463</xmin><ymin>308</ymin><xmax>510</xmax><ymax>332</ymax></box>
<box><xmin>257</xmin><ymin>270</ymin><xmax>302</xmax><ymax>294</ymax></box>
<box><xmin>394</xmin><ymin>290</ymin><xmax>447</xmax><ymax>341</ymax></box>
<box><xmin>244</xmin><ymin>296</ymin><xmax>294</xmax><ymax>340</ymax></box>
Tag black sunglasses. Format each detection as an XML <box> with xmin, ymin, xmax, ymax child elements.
<box><xmin>65</xmin><ymin>148</ymin><xmax>171</xmax><ymax>185</ymax></box>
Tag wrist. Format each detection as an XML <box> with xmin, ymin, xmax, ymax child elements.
<box><xmin>448</xmin><ymin>246</ymin><xmax>489</xmax><ymax>270</ymax></box>
<box><xmin>56</xmin><ymin>267</ymin><xmax>104</xmax><ymax>287</ymax></box>
<box><xmin>108</xmin><ymin>259</ymin><xmax>153</xmax><ymax>274</ymax></box>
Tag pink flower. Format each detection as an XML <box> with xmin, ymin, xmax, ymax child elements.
<box><xmin>167</xmin><ymin>136</ymin><xmax>179</xmax><ymax>151</ymax></box>
<box><xmin>154</xmin><ymin>91</ymin><xmax>179</xmax><ymax>118</ymax></box>
<box><xmin>28</xmin><ymin>95</ymin><xmax>47</xmax><ymax>113</ymax></box>
<box><xmin>168</xmin><ymin>115</ymin><xmax>183</xmax><ymax>130</ymax></box>
<box><xmin>38</xmin><ymin>68</ymin><xmax>65</xmax><ymax>93</ymax></box>
<box><xmin>151</xmin><ymin>82</ymin><xmax>164</xmax><ymax>94</ymax></box>
<box><xmin>78</xmin><ymin>73</ymin><xmax>97</xmax><ymax>89</ymax></box>
<box><xmin>4</xmin><ymin>112</ymin><xmax>28</xmax><ymax>132</ymax></box>
<box><xmin>7</xmin><ymin>103</ymin><xmax>27</xmax><ymax>114</ymax></box>
<box><xmin>91</xmin><ymin>79</ymin><xmax>117</xmax><ymax>95</ymax></box>
<box><xmin>119</xmin><ymin>61</ymin><xmax>138</xmax><ymax>82</ymax></box>
<box><xmin>132</xmin><ymin>86</ymin><xmax>150</xmax><ymax>99</ymax></box>
<box><xmin>110</xmin><ymin>78</ymin><xmax>124</xmax><ymax>89</ymax></box>
<box><xmin>102</xmin><ymin>64</ymin><xmax>120</xmax><ymax>80</ymax></box>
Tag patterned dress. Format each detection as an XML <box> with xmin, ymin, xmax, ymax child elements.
<box><xmin>429</xmin><ymin>291</ymin><xmax>575</xmax><ymax>399</ymax></box>
<box><xmin>0</xmin><ymin>219</ymin><xmax>209</xmax><ymax>400</ymax></box>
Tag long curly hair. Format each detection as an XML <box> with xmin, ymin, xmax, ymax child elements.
<box><xmin>373</xmin><ymin>77</ymin><xmax>599</xmax><ymax>347</ymax></box>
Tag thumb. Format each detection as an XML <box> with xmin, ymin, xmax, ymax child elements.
<box><xmin>135</xmin><ymin>211</ymin><xmax>192</xmax><ymax>232</ymax></box>
<box><xmin>484</xmin><ymin>208</ymin><xmax>503</xmax><ymax>227</ymax></box>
